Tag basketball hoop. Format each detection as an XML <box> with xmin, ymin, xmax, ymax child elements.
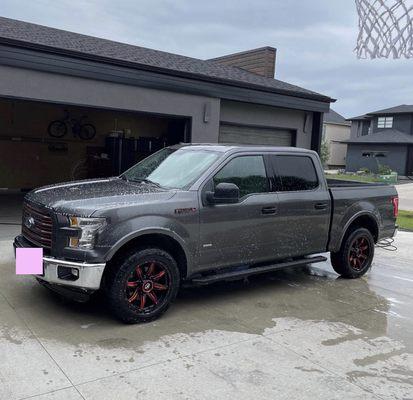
<box><xmin>355</xmin><ymin>0</ymin><xmax>413</xmax><ymax>59</ymax></box>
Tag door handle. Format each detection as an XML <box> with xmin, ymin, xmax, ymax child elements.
<box><xmin>314</xmin><ymin>203</ymin><xmax>328</xmax><ymax>210</ymax></box>
<box><xmin>261</xmin><ymin>207</ymin><xmax>277</xmax><ymax>215</ymax></box>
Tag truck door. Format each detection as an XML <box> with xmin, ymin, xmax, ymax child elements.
<box><xmin>198</xmin><ymin>154</ymin><xmax>280</xmax><ymax>271</ymax></box>
<box><xmin>268</xmin><ymin>154</ymin><xmax>331</xmax><ymax>258</ymax></box>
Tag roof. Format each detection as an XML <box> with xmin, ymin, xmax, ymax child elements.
<box><xmin>323</xmin><ymin>109</ymin><xmax>350</xmax><ymax>125</ymax></box>
<box><xmin>368</xmin><ymin>104</ymin><xmax>413</xmax><ymax>115</ymax></box>
<box><xmin>348</xmin><ymin>104</ymin><xmax>413</xmax><ymax>120</ymax></box>
<box><xmin>343</xmin><ymin>129</ymin><xmax>413</xmax><ymax>144</ymax></box>
<box><xmin>0</xmin><ymin>16</ymin><xmax>333</xmax><ymax>103</ymax></box>
<box><xmin>347</xmin><ymin>114</ymin><xmax>369</xmax><ymax>121</ymax></box>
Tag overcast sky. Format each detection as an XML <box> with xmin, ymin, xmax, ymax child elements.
<box><xmin>2</xmin><ymin>0</ymin><xmax>412</xmax><ymax>117</ymax></box>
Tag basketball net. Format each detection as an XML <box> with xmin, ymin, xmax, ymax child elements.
<box><xmin>355</xmin><ymin>0</ymin><xmax>413</xmax><ymax>58</ymax></box>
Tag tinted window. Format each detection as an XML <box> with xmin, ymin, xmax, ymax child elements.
<box><xmin>214</xmin><ymin>156</ymin><xmax>268</xmax><ymax>197</ymax></box>
<box><xmin>275</xmin><ymin>155</ymin><xmax>318</xmax><ymax>191</ymax></box>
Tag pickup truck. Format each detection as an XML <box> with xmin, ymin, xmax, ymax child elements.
<box><xmin>14</xmin><ymin>144</ymin><xmax>398</xmax><ymax>323</ymax></box>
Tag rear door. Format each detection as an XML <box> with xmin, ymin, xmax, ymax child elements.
<box><xmin>268</xmin><ymin>153</ymin><xmax>331</xmax><ymax>258</ymax></box>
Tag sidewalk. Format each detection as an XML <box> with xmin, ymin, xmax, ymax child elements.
<box><xmin>396</xmin><ymin>182</ymin><xmax>413</xmax><ymax>211</ymax></box>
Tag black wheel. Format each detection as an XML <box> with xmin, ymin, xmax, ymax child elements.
<box><xmin>330</xmin><ymin>227</ymin><xmax>374</xmax><ymax>279</ymax></box>
<box><xmin>78</xmin><ymin>123</ymin><xmax>96</xmax><ymax>140</ymax></box>
<box><xmin>48</xmin><ymin>120</ymin><xmax>67</xmax><ymax>138</ymax></box>
<box><xmin>106</xmin><ymin>248</ymin><xmax>180</xmax><ymax>323</ymax></box>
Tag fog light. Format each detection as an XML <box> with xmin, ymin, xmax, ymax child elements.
<box><xmin>71</xmin><ymin>268</ymin><xmax>79</xmax><ymax>277</ymax></box>
<box><xmin>69</xmin><ymin>237</ymin><xmax>79</xmax><ymax>247</ymax></box>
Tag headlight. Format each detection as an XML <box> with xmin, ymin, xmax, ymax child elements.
<box><xmin>68</xmin><ymin>217</ymin><xmax>107</xmax><ymax>249</ymax></box>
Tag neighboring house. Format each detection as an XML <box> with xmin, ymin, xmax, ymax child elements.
<box><xmin>345</xmin><ymin>105</ymin><xmax>413</xmax><ymax>176</ymax></box>
<box><xmin>0</xmin><ymin>17</ymin><xmax>333</xmax><ymax>189</ymax></box>
<box><xmin>322</xmin><ymin>109</ymin><xmax>351</xmax><ymax>169</ymax></box>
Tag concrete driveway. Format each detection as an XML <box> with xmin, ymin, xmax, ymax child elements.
<box><xmin>396</xmin><ymin>182</ymin><xmax>413</xmax><ymax>211</ymax></box>
<box><xmin>0</xmin><ymin>230</ymin><xmax>412</xmax><ymax>400</ymax></box>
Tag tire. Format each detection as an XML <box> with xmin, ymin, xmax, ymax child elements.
<box><xmin>106</xmin><ymin>248</ymin><xmax>180</xmax><ymax>323</ymax></box>
<box><xmin>48</xmin><ymin>120</ymin><xmax>67</xmax><ymax>138</ymax></box>
<box><xmin>330</xmin><ymin>227</ymin><xmax>375</xmax><ymax>279</ymax></box>
<box><xmin>78</xmin><ymin>123</ymin><xmax>96</xmax><ymax>140</ymax></box>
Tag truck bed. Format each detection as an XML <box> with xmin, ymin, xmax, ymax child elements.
<box><xmin>327</xmin><ymin>179</ymin><xmax>398</xmax><ymax>252</ymax></box>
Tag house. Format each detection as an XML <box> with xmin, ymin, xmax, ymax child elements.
<box><xmin>345</xmin><ymin>105</ymin><xmax>413</xmax><ymax>176</ymax></box>
<box><xmin>322</xmin><ymin>109</ymin><xmax>351</xmax><ymax>169</ymax></box>
<box><xmin>0</xmin><ymin>17</ymin><xmax>333</xmax><ymax>190</ymax></box>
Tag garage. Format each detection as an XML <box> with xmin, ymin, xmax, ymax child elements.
<box><xmin>0</xmin><ymin>17</ymin><xmax>333</xmax><ymax>192</ymax></box>
<box><xmin>0</xmin><ymin>97</ymin><xmax>189</xmax><ymax>190</ymax></box>
<box><xmin>219</xmin><ymin>123</ymin><xmax>295</xmax><ymax>146</ymax></box>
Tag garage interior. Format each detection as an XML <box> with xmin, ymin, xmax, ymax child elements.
<box><xmin>0</xmin><ymin>97</ymin><xmax>190</xmax><ymax>190</ymax></box>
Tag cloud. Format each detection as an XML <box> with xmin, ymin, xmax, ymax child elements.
<box><xmin>1</xmin><ymin>0</ymin><xmax>412</xmax><ymax>117</ymax></box>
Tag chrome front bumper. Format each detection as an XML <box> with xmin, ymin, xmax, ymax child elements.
<box><xmin>38</xmin><ymin>257</ymin><xmax>106</xmax><ymax>290</ymax></box>
<box><xmin>14</xmin><ymin>235</ymin><xmax>106</xmax><ymax>291</ymax></box>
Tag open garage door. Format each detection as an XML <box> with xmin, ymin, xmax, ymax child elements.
<box><xmin>0</xmin><ymin>98</ymin><xmax>190</xmax><ymax>190</ymax></box>
<box><xmin>219</xmin><ymin>123</ymin><xmax>294</xmax><ymax>146</ymax></box>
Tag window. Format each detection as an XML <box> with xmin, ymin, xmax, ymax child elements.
<box><xmin>362</xmin><ymin>151</ymin><xmax>387</xmax><ymax>158</ymax></box>
<box><xmin>377</xmin><ymin>116</ymin><xmax>393</xmax><ymax>128</ymax></box>
<box><xmin>275</xmin><ymin>155</ymin><xmax>318</xmax><ymax>191</ymax></box>
<box><xmin>213</xmin><ymin>156</ymin><xmax>268</xmax><ymax>197</ymax></box>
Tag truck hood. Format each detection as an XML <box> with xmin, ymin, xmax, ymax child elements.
<box><xmin>25</xmin><ymin>177</ymin><xmax>176</xmax><ymax>216</ymax></box>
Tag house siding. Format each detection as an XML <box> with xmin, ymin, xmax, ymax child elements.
<box><xmin>346</xmin><ymin>144</ymin><xmax>408</xmax><ymax>175</ymax></box>
<box><xmin>323</xmin><ymin>123</ymin><xmax>350</xmax><ymax>168</ymax></box>
<box><xmin>371</xmin><ymin>114</ymin><xmax>412</xmax><ymax>134</ymax></box>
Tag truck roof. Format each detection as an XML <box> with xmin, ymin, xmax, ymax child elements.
<box><xmin>171</xmin><ymin>143</ymin><xmax>316</xmax><ymax>154</ymax></box>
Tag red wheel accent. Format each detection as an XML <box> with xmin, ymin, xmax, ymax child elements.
<box><xmin>348</xmin><ymin>236</ymin><xmax>371</xmax><ymax>271</ymax></box>
<box><xmin>125</xmin><ymin>261</ymin><xmax>170</xmax><ymax>311</ymax></box>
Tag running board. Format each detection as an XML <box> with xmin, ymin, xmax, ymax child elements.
<box><xmin>191</xmin><ymin>255</ymin><xmax>327</xmax><ymax>285</ymax></box>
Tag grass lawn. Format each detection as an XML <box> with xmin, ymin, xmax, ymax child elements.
<box><xmin>326</xmin><ymin>173</ymin><xmax>382</xmax><ymax>183</ymax></box>
<box><xmin>397</xmin><ymin>210</ymin><xmax>413</xmax><ymax>231</ymax></box>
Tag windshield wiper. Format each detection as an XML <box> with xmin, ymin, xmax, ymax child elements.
<box><xmin>126</xmin><ymin>178</ymin><xmax>163</xmax><ymax>188</ymax></box>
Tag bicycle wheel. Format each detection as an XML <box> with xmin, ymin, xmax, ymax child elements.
<box><xmin>48</xmin><ymin>120</ymin><xmax>67</xmax><ymax>138</ymax></box>
<box><xmin>79</xmin><ymin>124</ymin><xmax>96</xmax><ymax>140</ymax></box>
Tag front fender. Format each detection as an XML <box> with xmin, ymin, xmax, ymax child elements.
<box><xmin>101</xmin><ymin>215</ymin><xmax>195</xmax><ymax>268</ymax></box>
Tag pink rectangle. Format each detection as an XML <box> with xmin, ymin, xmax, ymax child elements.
<box><xmin>16</xmin><ymin>248</ymin><xmax>43</xmax><ymax>275</ymax></box>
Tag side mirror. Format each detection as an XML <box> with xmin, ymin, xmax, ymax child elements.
<box><xmin>206</xmin><ymin>182</ymin><xmax>240</xmax><ymax>204</ymax></box>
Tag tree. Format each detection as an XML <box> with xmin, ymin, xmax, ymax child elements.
<box><xmin>320</xmin><ymin>139</ymin><xmax>330</xmax><ymax>167</ymax></box>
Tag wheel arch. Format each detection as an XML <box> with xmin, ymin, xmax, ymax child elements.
<box><xmin>104</xmin><ymin>230</ymin><xmax>189</xmax><ymax>280</ymax></box>
<box><xmin>338</xmin><ymin>212</ymin><xmax>379</xmax><ymax>250</ymax></box>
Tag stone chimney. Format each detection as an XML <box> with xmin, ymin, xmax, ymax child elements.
<box><xmin>208</xmin><ymin>46</ymin><xmax>276</xmax><ymax>78</ymax></box>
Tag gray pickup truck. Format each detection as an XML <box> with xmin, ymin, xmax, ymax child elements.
<box><xmin>14</xmin><ymin>144</ymin><xmax>398</xmax><ymax>323</ymax></box>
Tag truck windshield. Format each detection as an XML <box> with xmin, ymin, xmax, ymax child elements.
<box><xmin>121</xmin><ymin>147</ymin><xmax>221</xmax><ymax>189</ymax></box>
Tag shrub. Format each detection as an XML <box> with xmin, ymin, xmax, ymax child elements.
<box><xmin>378</xmin><ymin>164</ymin><xmax>393</xmax><ymax>175</ymax></box>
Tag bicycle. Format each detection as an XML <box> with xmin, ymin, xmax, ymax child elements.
<box><xmin>48</xmin><ymin>110</ymin><xmax>96</xmax><ymax>140</ymax></box>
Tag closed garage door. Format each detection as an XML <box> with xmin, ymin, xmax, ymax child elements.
<box><xmin>219</xmin><ymin>123</ymin><xmax>294</xmax><ymax>146</ymax></box>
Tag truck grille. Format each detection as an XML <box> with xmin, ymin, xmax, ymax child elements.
<box><xmin>22</xmin><ymin>202</ymin><xmax>53</xmax><ymax>249</ymax></box>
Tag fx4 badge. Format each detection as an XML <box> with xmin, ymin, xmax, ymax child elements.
<box><xmin>174</xmin><ymin>207</ymin><xmax>197</xmax><ymax>215</ymax></box>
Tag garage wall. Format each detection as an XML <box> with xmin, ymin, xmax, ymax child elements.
<box><xmin>219</xmin><ymin>100</ymin><xmax>313</xmax><ymax>149</ymax></box>
<box><xmin>0</xmin><ymin>65</ymin><xmax>221</xmax><ymax>143</ymax></box>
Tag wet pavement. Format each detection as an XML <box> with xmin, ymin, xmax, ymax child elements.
<box><xmin>0</xmin><ymin>232</ymin><xmax>412</xmax><ymax>399</ymax></box>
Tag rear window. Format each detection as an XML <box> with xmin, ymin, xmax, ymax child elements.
<box><xmin>275</xmin><ymin>155</ymin><xmax>318</xmax><ymax>191</ymax></box>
